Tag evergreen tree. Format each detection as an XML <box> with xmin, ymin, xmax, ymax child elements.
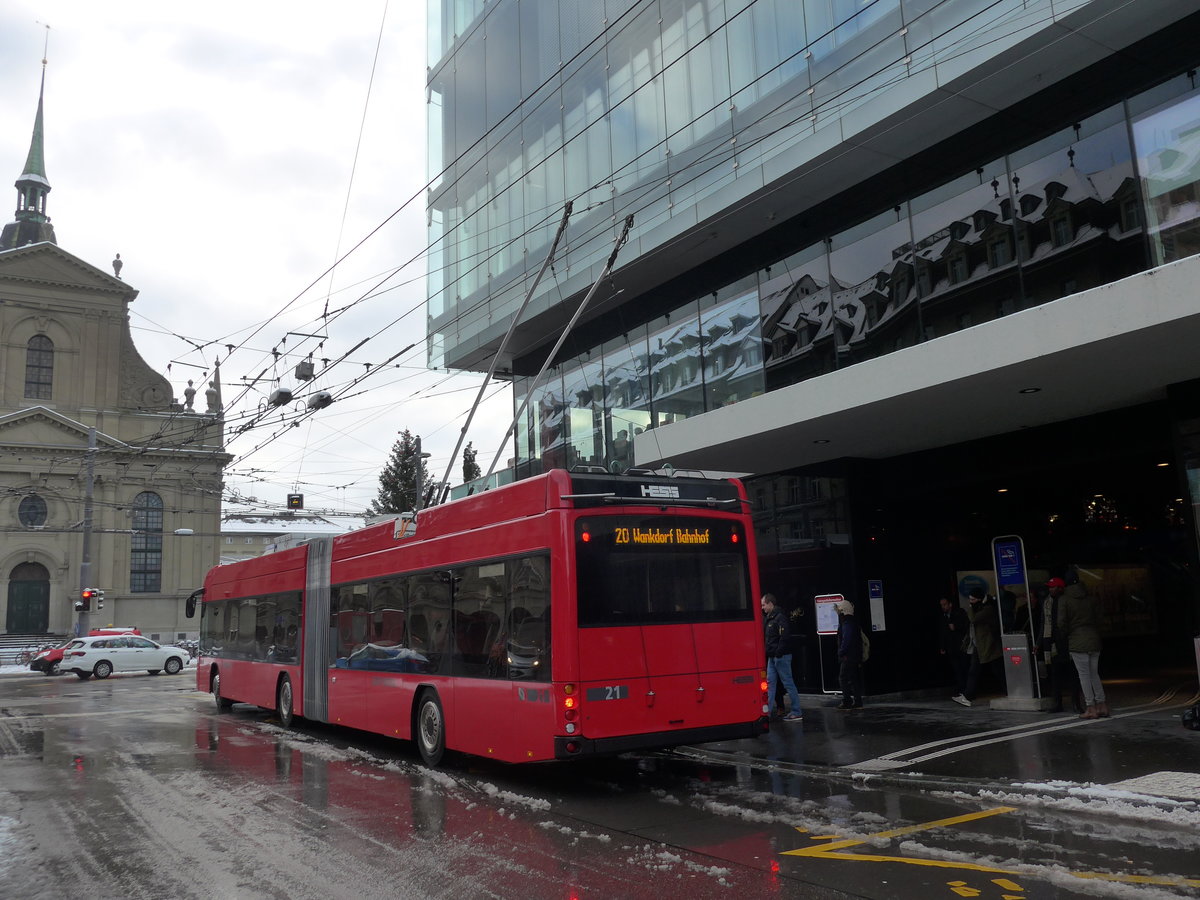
<box><xmin>370</xmin><ymin>430</ymin><xmax>429</xmax><ymax>514</ymax></box>
<box><xmin>462</xmin><ymin>441</ymin><xmax>481</xmax><ymax>484</ymax></box>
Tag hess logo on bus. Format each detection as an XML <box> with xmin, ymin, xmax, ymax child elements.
<box><xmin>639</xmin><ymin>484</ymin><xmax>680</xmax><ymax>499</ymax></box>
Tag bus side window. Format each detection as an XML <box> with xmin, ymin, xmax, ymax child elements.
<box><xmin>408</xmin><ymin>572</ymin><xmax>450</xmax><ymax>673</ymax></box>
<box><xmin>508</xmin><ymin>555</ymin><xmax>550</xmax><ymax>682</ymax></box>
<box><xmin>409</xmin><ymin>612</ymin><xmax>429</xmax><ymax>650</ymax></box>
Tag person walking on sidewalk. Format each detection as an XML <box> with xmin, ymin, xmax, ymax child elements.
<box><xmin>963</xmin><ymin>586</ymin><xmax>1005</xmax><ymax>705</ymax></box>
<box><xmin>1060</xmin><ymin>574</ymin><xmax>1107</xmax><ymax>718</ymax></box>
<box><xmin>835</xmin><ymin>599</ymin><xmax>863</xmax><ymax>710</ymax></box>
<box><xmin>939</xmin><ymin>596</ymin><xmax>971</xmax><ymax>706</ymax></box>
<box><xmin>762</xmin><ymin>594</ymin><xmax>803</xmax><ymax>722</ymax></box>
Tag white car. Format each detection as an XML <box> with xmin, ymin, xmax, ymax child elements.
<box><xmin>61</xmin><ymin>634</ymin><xmax>188</xmax><ymax>680</ymax></box>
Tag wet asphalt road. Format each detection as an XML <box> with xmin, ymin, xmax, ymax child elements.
<box><xmin>0</xmin><ymin>670</ymin><xmax>1197</xmax><ymax>899</ymax></box>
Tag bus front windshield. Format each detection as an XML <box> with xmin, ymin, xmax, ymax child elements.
<box><xmin>575</xmin><ymin>515</ymin><xmax>753</xmax><ymax>627</ymax></box>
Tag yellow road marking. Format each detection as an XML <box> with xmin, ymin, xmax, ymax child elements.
<box><xmin>784</xmin><ymin>806</ymin><xmax>1200</xmax><ymax>888</ymax></box>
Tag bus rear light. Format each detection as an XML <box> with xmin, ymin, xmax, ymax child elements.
<box><xmin>564</xmin><ymin>741</ymin><xmax>581</xmax><ymax>754</ymax></box>
<box><xmin>564</xmin><ymin>709</ymin><xmax>577</xmax><ymax>721</ymax></box>
<box><xmin>565</xmin><ymin>723</ymin><xmax>577</xmax><ymax>734</ymax></box>
<box><xmin>563</xmin><ymin>683</ymin><xmax>576</xmax><ymax>694</ymax></box>
<box><xmin>563</xmin><ymin>696</ymin><xmax>577</xmax><ymax>710</ymax></box>
<box><xmin>759</xmin><ymin>680</ymin><xmax>769</xmax><ymax>693</ymax></box>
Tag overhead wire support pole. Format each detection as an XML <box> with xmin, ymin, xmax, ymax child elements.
<box><xmin>484</xmin><ymin>214</ymin><xmax>635</xmax><ymax>484</ymax></box>
<box><xmin>78</xmin><ymin>426</ymin><xmax>95</xmax><ymax>634</ymax></box>
<box><xmin>437</xmin><ymin>202</ymin><xmax>574</xmax><ymax>502</ymax></box>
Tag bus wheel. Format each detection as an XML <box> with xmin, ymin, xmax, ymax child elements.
<box><xmin>415</xmin><ymin>691</ymin><xmax>445</xmax><ymax>767</ymax></box>
<box><xmin>213</xmin><ymin>672</ymin><xmax>234</xmax><ymax>711</ymax></box>
<box><xmin>277</xmin><ymin>676</ymin><xmax>294</xmax><ymax>728</ymax></box>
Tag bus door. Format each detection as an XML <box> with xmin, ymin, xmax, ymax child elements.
<box><xmin>328</xmin><ymin>588</ymin><xmax>371</xmax><ymax>730</ymax></box>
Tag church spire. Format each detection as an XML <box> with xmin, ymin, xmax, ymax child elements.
<box><xmin>1</xmin><ymin>61</ymin><xmax>58</xmax><ymax>251</ymax></box>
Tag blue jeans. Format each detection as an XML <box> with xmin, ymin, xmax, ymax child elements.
<box><xmin>767</xmin><ymin>654</ymin><xmax>802</xmax><ymax>717</ymax></box>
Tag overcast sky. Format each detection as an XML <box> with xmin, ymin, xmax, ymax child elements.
<box><xmin>0</xmin><ymin>1</ymin><xmax>512</xmax><ymax>517</ymax></box>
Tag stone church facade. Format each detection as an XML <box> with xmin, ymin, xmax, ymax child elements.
<box><xmin>1</xmin><ymin>73</ymin><xmax>228</xmax><ymax>641</ymax></box>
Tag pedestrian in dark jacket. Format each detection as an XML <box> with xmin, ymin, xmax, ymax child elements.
<box><xmin>1060</xmin><ymin>577</ymin><xmax>1107</xmax><ymax>719</ymax></box>
<box><xmin>1039</xmin><ymin>577</ymin><xmax>1081</xmax><ymax>713</ymax></box>
<box><xmin>939</xmin><ymin>596</ymin><xmax>971</xmax><ymax>705</ymax></box>
<box><xmin>761</xmin><ymin>593</ymin><xmax>803</xmax><ymax>722</ymax></box>
<box><xmin>961</xmin><ymin>586</ymin><xmax>1006</xmax><ymax>705</ymax></box>
<box><xmin>835</xmin><ymin>599</ymin><xmax>863</xmax><ymax>710</ymax></box>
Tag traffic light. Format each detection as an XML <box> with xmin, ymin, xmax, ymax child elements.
<box><xmin>76</xmin><ymin>587</ymin><xmax>99</xmax><ymax>612</ymax></box>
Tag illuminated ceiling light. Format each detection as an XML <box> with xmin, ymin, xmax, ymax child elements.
<box><xmin>997</xmin><ymin>488</ymin><xmax>1008</xmax><ymax>493</ymax></box>
<box><xmin>1018</xmin><ymin>387</ymin><xmax>1041</xmax><ymax>394</ymax></box>
<box><xmin>1157</xmin><ymin>462</ymin><xmax>1169</xmax><ymax>467</ymax></box>
<box><xmin>813</xmin><ymin>438</ymin><xmax>830</xmax><ymax>444</ymax></box>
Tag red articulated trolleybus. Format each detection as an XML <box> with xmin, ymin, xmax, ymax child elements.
<box><xmin>188</xmin><ymin>468</ymin><xmax>768</xmax><ymax>765</ymax></box>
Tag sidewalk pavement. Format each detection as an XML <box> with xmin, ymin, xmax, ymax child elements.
<box><xmin>691</xmin><ymin>674</ymin><xmax>1200</xmax><ymax>809</ymax></box>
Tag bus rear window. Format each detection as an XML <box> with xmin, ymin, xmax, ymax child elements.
<box><xmin>575</xmin><ymin>516</ymin><xmax>752</xmax><ymax>627</ymax></box>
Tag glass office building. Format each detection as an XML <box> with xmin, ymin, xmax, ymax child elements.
<box><xmin>428</xmin><ymin>1</ymin><xmax>1200</xmax><ymax>690</ymax></box>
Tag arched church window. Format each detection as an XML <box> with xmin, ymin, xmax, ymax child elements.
<box><xmin>131</xmin><ymin>491</ymin><xmax>164</xmax><ymax>593</ymax></box>
<box><xmin>18</xmin><ymin>494</ymin><xmax>48</xmax><ymax>527</ymax></box>
<box><xmin>25</xmin><ymin>334</ymin><xmax>54</xmax><ymax>399</ymax></box>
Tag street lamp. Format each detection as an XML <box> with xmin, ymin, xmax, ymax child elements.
<box><xmin>413</xmin><ymin>435</ymin><xmax>432</xmax><ymax>511</ymax></box>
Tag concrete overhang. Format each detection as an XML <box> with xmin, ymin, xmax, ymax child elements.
<box><xmin>635</xmin><ymin>255</ymin><xmax>1200</xmax><ymax>475</ymax></box>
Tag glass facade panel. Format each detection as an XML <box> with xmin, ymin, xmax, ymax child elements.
<box><xmin>485</xmin><ymin>2</ymin><xmax>521</xmax><ymax>134</ymax></box>
<box><xmin>907</xmin><ymin>158</ymin><xmax>1009</xmax><ymax>343</ymax></box>
<box><xmin>1133</xmin><ymin>86</ymin><xmax>1200</xmax><ymax>266</ymax></box>
<box><xmin>514</xmin><ymin>369</ymin><xmax>569</xmax><ymax>478</ymax></box>
<box><xmin>1008</xmin><ymin>106</ymin><xmax>1142</xmax><ymax>306</ymax></box>
<box><xmin>828</xmin><ymin>206</ymin><xmax>918</xmax><ymax>366</ymax></box>
<box><xmin>760</xmin><ymin>242</ymin><xmax>835</xmax><ymax>389</ymax></box>
<box><xmin>648</xmin><ymin>304</ymin><xmax>704</xmax><ymax>429</ymax></box>
<box><xmin>701</xmin><ymin>278</ymin><xmax>765</xmax><ymax>409</ymax></box>
<box><xmin>562</xmin><ymin>354</ymin><xmax>605</xmax><ymax>468</ymax></box>
<box><xmin>602</xmin><ymin>329</ymin><xmax>651</xmax><ymax>472</ymax></box>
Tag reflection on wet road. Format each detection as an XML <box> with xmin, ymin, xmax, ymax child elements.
<box><xmin>0</xmin><ymin>674</ymin><xmax>1197</xmax><ymax>899</ymax></box>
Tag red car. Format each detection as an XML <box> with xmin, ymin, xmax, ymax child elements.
<box><xmin>29</xmin><ymin>627</ymin><xmax>141</xmax><ymax>675</ymax></box>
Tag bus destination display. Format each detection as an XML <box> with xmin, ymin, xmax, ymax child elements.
<box><xmin>579</xmin><ymin>516</ymin><xmax>741</xmax><ymax>551</ymax></box>
<box><xmin>613</xmin><ymin>526</ymin><xmax>711</xmax><ymax>545</ymax></box>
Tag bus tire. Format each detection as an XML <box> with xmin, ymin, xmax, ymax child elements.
<box><xmin>213</xmin><ymin>671</ymin><xmax>234</xmax><ymax>711</ymax></box>
<box><xmin>415</xmin><ymin>690</ymin><xmax>446</xmax><ymax>767</ymax></box>
<box><xmin>277</xmin><ymin>676</ymin><xmax>294</xmax><ymax>728</ymax></box>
